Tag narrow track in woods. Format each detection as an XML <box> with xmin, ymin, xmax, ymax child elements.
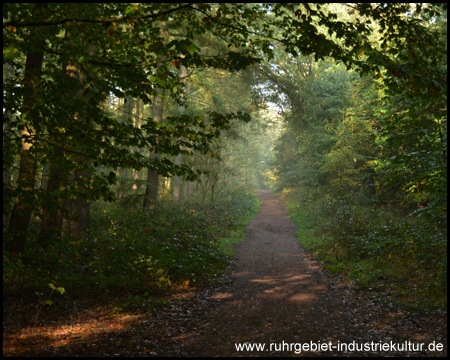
<box><xmin>177</xmin><ymin>190</ymin><xmax>446</xmax><ymax>357</ymax></box>
<box><xmin>3</xmin><ymin>190</ymin><xmax>446</xmax><ymax>357</ymax></box>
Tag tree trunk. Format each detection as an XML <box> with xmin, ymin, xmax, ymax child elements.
<box><xmin>61</xmin><ymin>59</ymin><xmax>91</xmax><ymax>237</ymax></box>
<box><xmin>144</xmin><ymin>88</ymin><xmax>164</xmax><ymax>210</ymax></box>
<box><xmin>143</xmin><ymin>159</ymin><xmax>160</xmax><ymax>210</ymax></box>
<box><xmin>173</xmin><ymin>66</ymin><xmax>190</xmax><ymax>202</ymax></box>
<box><xmin>39</xmin><ymin>142</ymin><xmax>67</xmax><ymax>246</ymax></box>
<box><xmin>143</xmin><ymin>26</ymin><xmax>168</xmax><ymax>210</ymax></box>
<box><xmin>63</xmin><ymin>180</ymin><xmax>91</xmax><ymax>237</ymax></box>
<box><xmin>3</xmin><ymin>63</ymin><xmax>14</xmax><ymax>228</ymax></box>
<box><xmin>6</xmin><ymin>41</ymin><xmax>44</xmax><ymax>255</ymax></box>
<box><xmin>118</xmin><ymin>96</ymin><xmax>134</xmax><ymax>199</ymax></box>
<box><xmin>131</xmin><ymin>98</ymin><xmax>143</xmax><ymax>192</ymax></box>
<box><xmin>172</xmin><ymin>154</ymin><xmax>183</xmax><ymax>202</ymax></box>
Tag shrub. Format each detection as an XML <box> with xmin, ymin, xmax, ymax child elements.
<box><xmin>3</xmin><ymin>187</ymin><xmax>259</xmax><ymax>299</ymax></box>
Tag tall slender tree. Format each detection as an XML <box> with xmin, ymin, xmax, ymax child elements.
<box><xmin>144</xmin><ymin>86</ymin><xmax>165</xmax><ymax>210</ymax></box>
<box><xmin>6</xmin><ymin>5</ymin><xmax>45</xmax><ymax>254</ymax></box>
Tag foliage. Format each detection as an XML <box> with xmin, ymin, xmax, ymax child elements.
<box><xmin>2</xmin><ymin>2</ymin><xmax>447</xmax><ymax>314</ymax></box>
<box><xmin>285</xmin><ymin>189</ymin><xmax>447</xmax><ymax>310</ymax></box>
<box><xmin>3</xmin><ymin>188</ymin><xmax>259</xmax><ymax>297</ymax></box>
<box><xmin>269</xmin><ymin>4</ymin><xmax>446</xmax><ymax>311</ymax></box>
<box><xmin>373</xmin><ymin>88</ymin><xmax>447</xmax><ymax>221</ymax></box>
<box><xmin>34</xmin><ymin>283</ymin><xmax>65</xmax><ymax>326</ymax></box>
<box><xmin>3</xmin><ymin>3</ymin><xmax>258</xmax><ymax>252</ymax></box>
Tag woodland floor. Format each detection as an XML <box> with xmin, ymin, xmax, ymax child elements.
<box><xmin>3</xmin><ymin>190</ymin><xmax>447</xmax><ymax>357</ymax></box>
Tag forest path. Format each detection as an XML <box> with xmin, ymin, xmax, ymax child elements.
<box><xmin>3</xmin><ymin>191</ymin><xmax>446</xmax><ymax>357</ymax></box>
<box><xmin>176</xmin><ymin>190</ymin><xmax>446</xmax><ymax>357</ymax></box>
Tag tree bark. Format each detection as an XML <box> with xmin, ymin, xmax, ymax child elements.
<box><xmin>61</xmin><ymin>58</ymin><xmax>91</xmax><ymax>237</ymax></box>
<box><xmin>6</xmin><ymin>42</ymin><xmax>44</xmax><ymax>255</ymax></box>
<box><xmin>131</xmin><ymin>98</ymin><xmax>144</xmax><ymax>192</ymax></box>
<box><xmin>173</xmin><ymin>65</ymin><xmax>190</xmax><ymax>202</ymax></box>
<box><xmin>144</xmin><ymin>88</ymin><xmax>164</xmax><ymax>210</ymax></box>
<box><xmin>39</xmin><ymin>142</ymin><xmax>67</xmax><ymax>246</ymax></box>
<box><xmin>118</xmin><ymin>96</ymin><xmax>134</xmax><ymax>199</ymax></box>
<box><xmin>143</xmin><ymin>25</ymin><xmax>169</xmax><ymax>210</ymax></box>
<box><xmin>3</xmin><ymin>63</ymin><xmax>14</xmax><ymax>228</ymax></box>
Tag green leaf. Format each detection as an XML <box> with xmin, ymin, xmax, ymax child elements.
<box><xmin>125</xmin><ymin>6</ymin><xmax>136</xmax><ymax>15</ymax></box>
<box><xmin>188</xmin><ymin>44</ymin><xmax>198</xmax><ymax>55</ymax></box>
<box><xmin>3</xmin><ymin>47</ymin><xmax>20</xmax><ymax>61</ymax></box>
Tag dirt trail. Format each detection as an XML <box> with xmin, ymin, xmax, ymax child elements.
<box><xmin>177</xmin><ymin>190</ymin><xmax>446</xmax><ymax>357</ymax></box>
<box><xmin>3</xmin><ymin>190</ymin><xmax>446</xmax><ymax>357</ymax></box>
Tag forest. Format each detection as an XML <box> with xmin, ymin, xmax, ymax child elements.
<box><xmin>3</xmin><ymin>3</ymin><xmax>447</xmax><ymax>357</ymax></box>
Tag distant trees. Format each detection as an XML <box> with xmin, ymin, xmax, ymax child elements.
<box><xmin>268</xmin><ymin>4</ymin><xmax>446</xmax><ymax>220</ymax></box>
<box><xmin>3</xmin><ymin>3</ymin><xmax>257</xmax><ymax>254</ymax></box>
<box><xmin>3</xmin><ymin>3</ymin><xmax>446</xmax><ymax>256</ymax></box>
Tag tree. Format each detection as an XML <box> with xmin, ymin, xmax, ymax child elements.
<box><xmin>3</xmin><ymin>3</ymin><xmax>258</xmax><ymax>253</ymax></box>
<box><xmin>6</xmin><ymin>4</ymin><xmax>45</xmax><ymax>254</ymax></box>
<box><xmin>3</xmin><ymin>3</ymin><xmax>446</xmax><ymax>254</ymax></box>
<box><xmin>143</xmin><ymin>86</ymin><xmax>165</xmax><ymax>210</ymax></box>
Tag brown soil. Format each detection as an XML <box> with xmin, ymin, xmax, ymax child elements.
<box><xmin>3</xmin><ymin>190</ymin><xmax>447</xmax><ymax>357</ymax></box>
<box><xmin>176</xmin><ymin>190</ymin><xmax>447</xmax><ymax>357</ymax></box>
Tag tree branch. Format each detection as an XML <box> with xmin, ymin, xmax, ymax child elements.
<box><xmin>3</xmin><ymin>3</ymin><xmax>193</xmax><ymax>28</ymax></box>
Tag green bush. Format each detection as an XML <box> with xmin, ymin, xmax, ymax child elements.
<box><xmin>285</xmin><ymin>189</ymin><xmax>447</xmax><ymax>310</ymax></box>
<box><xmin>3</xmin><ymin>187</ymin><xmax>259</xmax><ymax>299</ymax></box>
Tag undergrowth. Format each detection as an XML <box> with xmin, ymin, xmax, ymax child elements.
<box><xmin>284</xmin><ymin>189</ymin><xmax>447</xmax><ymax>312</ymax></box>
<box><xmin>3</xmin><ymin>187</ymin><xmax>260</xmax><ymax>309</ymax></box>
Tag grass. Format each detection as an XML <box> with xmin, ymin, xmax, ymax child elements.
<box><xmin>217</xmin><ymin>196</ymin><xmax>261</xmax><ymax>256</ymax></box>
<box><xmin>283</xmin><ymin>191</ymin><xmax>447</xmax><ymax>312</ymax></box>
